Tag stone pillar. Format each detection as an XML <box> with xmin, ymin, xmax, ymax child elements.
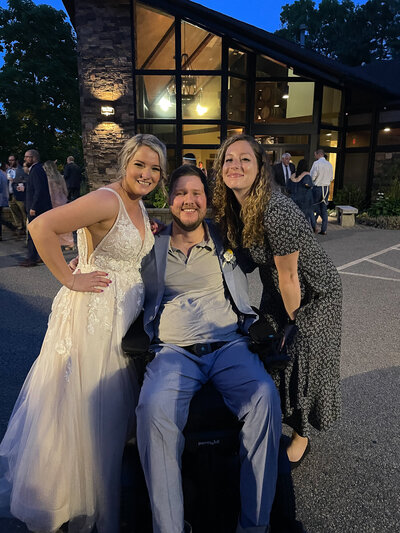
<box><xmin>74</xmin><ymin>0</ymin><xmax>135</xmax><ymax>189</ymax></box>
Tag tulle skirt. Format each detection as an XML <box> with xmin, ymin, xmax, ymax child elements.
<box><xmin>0</xmin><ymin>278</ymin><xmax>142</xmax><ymax>532</ymax></box>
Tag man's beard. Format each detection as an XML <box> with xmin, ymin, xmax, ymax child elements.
<box><xmin>171</xmin><ymin>212</ymin><xmax>205</xmax><ymax>232</ymax></box>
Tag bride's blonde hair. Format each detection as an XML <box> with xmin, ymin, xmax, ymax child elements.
<box><xmin>212</xmin><ymin>134</ymin><xmax>274</xmax><ymax>248</ymax></box>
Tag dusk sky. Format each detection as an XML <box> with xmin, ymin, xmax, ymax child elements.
<box><xmin>0</xmin><ymin>0</ymin><xmax>334</xmax><ymax>34</ymax></box>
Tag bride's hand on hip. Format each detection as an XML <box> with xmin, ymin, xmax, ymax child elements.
<box><xmin>68</xmin><ymin>269</ymin><xmax>112</xmax><ymax>293</ymax></box>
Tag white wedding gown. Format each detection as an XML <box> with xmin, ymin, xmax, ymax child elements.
<box><xmin>0</xmin><ymin>188</ymin><xmax>154</xmax><ymax>533</ymax></box>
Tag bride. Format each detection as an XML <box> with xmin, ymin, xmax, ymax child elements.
<box><xmin>0</xmin><ymin>134</ymin><xmax>167</xmax><ymax>533</ymax></box>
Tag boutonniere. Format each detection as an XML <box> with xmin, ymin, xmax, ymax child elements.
<box><xmin>222</xmin><ymin>248</ymin><xmax>236</xmax><ymax>267</ymax></box>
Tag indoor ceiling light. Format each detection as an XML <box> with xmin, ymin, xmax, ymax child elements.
<box><xmin>196</xmin><ymin>103</ymin><xmax>208</xmax><ymax>116</ymax></box>
<box><xmin>159</xmin><ymin>97</ymin><xmax>172</xmax><ymax>112</ymax></box>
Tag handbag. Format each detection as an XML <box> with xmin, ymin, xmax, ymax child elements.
<box><xmin>248</xmin><ymin>311</ymin><xmax>296</xmax><ymax>371</ymax></box>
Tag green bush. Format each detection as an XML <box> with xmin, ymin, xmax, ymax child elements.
<box><xmin>143</xmin><ymin>187</ymin><xmax>168</xmax><ymax>208</ymax></box>
<box><xmin>368</xmin><ymin>198</ymin><xmax>400</xmax><ymax>217</ymax></box>
<box><xmin>333</xmin><ymin>185</ymin><xmax>365</xmax><ymax>210</ymax></box>
<box><xmin>368</xmin><ymin>179</ymin><xmax>400</xmax><ymax>217</ymax></box>
<box><xmin>357</xmin><ymin>213</ymin><xmax>400</xmax><ymax>230</ymax></box>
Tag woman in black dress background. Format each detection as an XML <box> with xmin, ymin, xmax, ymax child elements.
<box><xmin>287</xmin><ymin>158</ymin><xmax>315</xmax><ymax>231</ymax></box>
<box><xmin>213</xmin><ymin>134</ymin><xmax>342</xmax><ymax>465</ymax></box>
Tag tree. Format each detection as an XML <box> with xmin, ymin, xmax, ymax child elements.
<box><xmin>275</xmin><ymin>0</ymin><xmax>400</xmax><ymax>66</ymax></box>
<box><xmin>0</xmin><ymin>0</ymin><xmax>82</xmax><ymax>166</ymax></box>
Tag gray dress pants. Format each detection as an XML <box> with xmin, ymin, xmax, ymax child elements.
<box><xmin>136</xmin><ymin>339</ymin><xmax>281</xmax><ymax>533</ymax></box>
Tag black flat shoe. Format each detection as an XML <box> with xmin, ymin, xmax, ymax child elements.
<box><xmin>290</xmin><ymin>440</ymin><xmax>311</xmax><ymax>470</ymax></box>
<box><xmin>318</xmin><ymin>231</ymin><xmax>327</xmax><ymax>235</ymax></box>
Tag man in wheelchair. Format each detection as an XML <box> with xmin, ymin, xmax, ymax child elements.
<box><xmin>134</xmin><ymin>165</ymin><xmax>282</xmax><ymax>533</ymax></box>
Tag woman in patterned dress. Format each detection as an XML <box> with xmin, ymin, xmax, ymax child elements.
<box><xmin>213</xmin><ymin>134</ymin><xmax>342</xmax><ymax>466</ymax></box>
<box><xmin>0</xmin><ymin>134</ymin><xmax>167</xmax><ymax>533</ymax></box>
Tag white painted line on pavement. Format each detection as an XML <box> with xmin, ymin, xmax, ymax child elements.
<box><xmin>339</xmin><ymin>271</ymin><xmax>400</xmax><ymax>282</ymax></box>
<box><xmin>366</xmin><ymin>259</ymin><xmax>400</xmax><ymax>274</ymax></box>
<box><xmin>337</xmin><ymin>244</ymin><xmax>400</xmax><ymax>271</ymax></box>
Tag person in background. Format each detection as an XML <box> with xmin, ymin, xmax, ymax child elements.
<box><xmin>44</xmin><ymin>160</ymin><xmax>75</xmax><ymax>251</ymax></box>
<box><xmin>198</xmin><ymin>160</ymin><xmax>207</xmax><ymax>176</ymax></box>
<box><xmin>6</xmin><ymin>155</ymin><xmax>26</xmax><ymax>236</ymax></box>
<box><xmin>63</xmin><ymin>155</ymin><xmax>82</xmax><ymax>202</ymax></box>
<box><xmin>0</xmin><ymin>164</ymin><xmax>9</xmax><ymax>241</ymax></box>
<box><xmin>287</xmin><ymin>159</ymin><xmax>315</xmax><ymax>230</ymax></box>
<box><xmin>213</xmin><ymin>134</ymin><xmax>342</xmax><ymax>469</ymax></box>
<box><xmin>182</xmin><ymin>152</ymin><xmax>197</xmax><ymax>166</ymax></box>
<box><xmin>19</xmin><ymin>149</ymin><xmax>52</xmax><ymax>267</ymax></box>
<box><xmin>272</xmin><ymin>153</ymin><xmax>295</xmax><ymax>192</ymax></box>
<box><xmin>310</xmin><ymin>149</ymin><xmax>333</xmax><ymax>235</ymax></box>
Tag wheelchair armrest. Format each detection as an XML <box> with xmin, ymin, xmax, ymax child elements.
<box><xmin>122</xmin><ymin>311</ymin><xmax>154</xmax><ymax>384</ymax></box>
<box><xmin>122</xmin><ymin>310</ymin><xmax>150</xmax><ymax>356</ymax></box>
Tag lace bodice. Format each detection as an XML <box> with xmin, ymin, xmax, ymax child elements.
<box><xmin>76</xmin><ymin>188</ymin><xmax>154</xmax><ymax>285</ymax></box>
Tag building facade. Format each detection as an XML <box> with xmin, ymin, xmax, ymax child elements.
<box><xmin>64</xmin><ymin>0</ymin><xmax>400</xmax><ymax>204</ymax></box>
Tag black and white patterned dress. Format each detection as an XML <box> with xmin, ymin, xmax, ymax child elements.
<box><xmin>246</xmin><ymin>191</ymin><xmax>342</xmax><ymax>437</ymax></box>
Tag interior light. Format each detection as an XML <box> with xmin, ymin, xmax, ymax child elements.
<box><xmin>326</xmin><ymin>133</ymin><xmax>332</xmax><ymax>136</ymax></box>
<box><xmin>159</xmin><ymin>97</ymin><xmax>172</xmax><ymax>112</ymax></box>
<box><xmin>196</xmin><ymin>103</ymin><xmax>208</xmax><ymax>116</ymax></box>
<box><xmin>274</xmin><ymin>104</ymin><xmax>280</xmax><ymax>108</ymax></box>
<box><xmin>384</xmin><ymin>127</ymin><xmax>391</xmax><ymax>132</ymax></box>
<box><xmin>282</xmin><ymin>94</ymin><xmax>289</xmax><ymax>99</ymax></box>
<box><xmin>101</xmin><ymin>106</ymin><xmax>114</xmax><ymax>116</ymax></box>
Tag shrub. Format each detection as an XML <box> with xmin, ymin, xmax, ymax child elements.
<box><xmin>368</xmin><ymin>179</ymin><xmax>400</xmax><ymax>217</ymax></box>
<box><xmin>368</xmin><ymin>198</ymin><xmax>400</xmax><ymax>217</ymax></box>
<box><xmin>143</xmin><ymin>187</ymin><xmax>168</xmax><ymax>208</ymax></box>
<box><xmin>333</xmin><ymin>185</ymin><xmax>365</xmax><ymax>210</ymax></box>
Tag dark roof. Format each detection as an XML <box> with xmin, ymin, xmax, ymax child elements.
<box><xmin>352</xmin><ymin>60</ymin><xmax>400</xmax><ymax>98</ymax></box>
<box><xmin>63</xmin><ymin>0</ymin><xmax>400</xmax><ymax>99</ymax></box>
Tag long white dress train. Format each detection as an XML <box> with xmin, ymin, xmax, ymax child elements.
<box><xmin>0</xmin><ymin>188</ymin><xmax>154</xmax><ymax>533</ymax></box>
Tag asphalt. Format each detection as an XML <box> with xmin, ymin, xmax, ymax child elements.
<box><xmin>0</xmin><ymin>219</ymin><xmax>399</xmax><ymax>533</ymax></box>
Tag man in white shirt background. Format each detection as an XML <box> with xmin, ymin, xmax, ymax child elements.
<box><xmin>310</xmin><ymin>149</ymin><xmax>333</xmax><ymax>235</ymax></box>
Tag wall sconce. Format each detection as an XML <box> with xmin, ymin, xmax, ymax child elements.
<box><xmin>101</xmin><ymin>105</ymin><xmax>115</xmax><ymax>117</ymax></box>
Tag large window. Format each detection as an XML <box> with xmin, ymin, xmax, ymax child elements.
<box><xmin>135</xmin><ymin>3</ymin><xmax>175</xmax><ymax>69</ymax></box>
<box><xmin>346</xmin><ymin>130</ymin><xmax>371</xmax><ymax>148</ymax></box>
<box><xmin>377</xmin><ymin>127</ymin><xmax>400</xmax><ymax>146</ymax></box>
<box><xmin>256</xmin><ymin>54</ymin><xmax>295</xmax><ymax>77</ymax></box>
<box><xmin>183</xmin><ymin>125</ymin><xmax>220</xmax><ymax>144</ymax></box>
<box><xmin>373</xmin><ymin>152</ymin><xmax>400</xmax><ymax>198</ymax></box>
<box><xmin>181</xmin><ymin>76</ymin><xmax>221</xmax><ymax>120</ymax></box>
<box><xmin>254</xmin><ymin>81</ymin><xmax>314</xmax><ymax>123</ymax></box>
<box><xmin>229</xmin><ymin>48</ymin><xmax>247</xmax><ymax>75</ymax></box>
<box><xmin>343</xmin><ymin>152</ymin><xmax>369</xmax><ymax>194</ymax></box>
<box><xmin>136</xmin><ymin>123</ymin><xmax>177</xmax><ymax>144</ymax></box>
<box><xmin>321</xmin><ymin>86</ymin><xmax>342</xmax><ymax>126</ymax></box>
<box><xmin>136</xmin><ymin>76</ymin><xmax>176</xmax><ymax>119</ymax></box>
<box><xmin>319</xmin><ymin>129</ymin><xmax>339</xmax><ymax>148</ymax></box>
<box><xmin>228</xmin><ymin>77</ymin><xmax>246</xmax><ymax>122</ymax></box>
<box><xmin>181</xmin><ymin>21</ymin><xmax>221</xmax><ymax>70</ymax></box>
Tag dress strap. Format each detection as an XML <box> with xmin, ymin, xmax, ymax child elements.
<box><xmin>101</xmin><ymin>187</ymin><xmax>123</xmax><ymax>202</ymax></box>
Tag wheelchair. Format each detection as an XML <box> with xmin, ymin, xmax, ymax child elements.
<box><xmin>120</xmin><ymin>312</ymin><xmax>305</xmax><ymax>533</ymax></box>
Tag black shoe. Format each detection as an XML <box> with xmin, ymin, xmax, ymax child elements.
<box><xmin>19</xmin><ymin>259</ymin><xmax>38</xmax><ymax>267</ymax></box>
<box><xmin>290</xmin><ymin>440</ymin><xmax>311</xmax><ymax>470</ymax></box>
<box><xmin>318</xmin><ymin>231</ymin><xmax>327</xmax><ymax>235</ymax></box>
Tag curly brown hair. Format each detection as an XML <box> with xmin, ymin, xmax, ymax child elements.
<box><xmin>212</xmin><ymin>134</ymin><xmax>274</xmax><ymax>248</ymax></box>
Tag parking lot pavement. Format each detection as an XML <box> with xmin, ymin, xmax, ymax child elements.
<box><xmin>1</xmin><ymin>222</ymin><xmax>399</xmax><ymax>533</ymax></box>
